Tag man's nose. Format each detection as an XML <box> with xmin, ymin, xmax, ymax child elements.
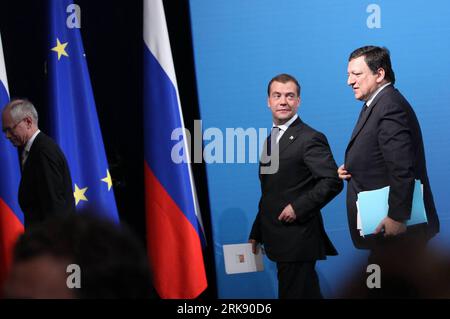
<box><xmin>347</xmin><ymin>75</ymin><xmax>355</xmax><ymax>86</ymax></box>
<box><xmin>280</xmin><ymin>95</ymin><xmax>287</xmax><ymax>104</ymax></box>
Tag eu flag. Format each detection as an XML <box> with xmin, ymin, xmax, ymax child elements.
<box><xmin>143</xmin><ymin>0</ymin><xmax>207</xmax><ymax>298</ymax></box>
<box><xmin>47</xmin><ymin>0</ymin><xmax>119</xmax><ymax>222</ymax></box>
<box><xmin>0</xmin><ymin>32</ymin><xmax>24</xmax><ymax>288</ymax></box>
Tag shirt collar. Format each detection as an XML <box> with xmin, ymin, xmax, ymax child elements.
<box><xmin>273</xmin><ymin>113</ymin><xmax>298</xmax><ymax>132</ymax></box>
<box><xmin>366</xmin><ymin>82</ymin><xmax>391</xmax><ymax>107</ymax></box>
<box><xmin>24</xmin><ymin>130</ymin><xmax>40</xmax><ymax>153</ymax></box>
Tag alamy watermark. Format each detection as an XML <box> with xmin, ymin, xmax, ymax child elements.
<box><xmin>66</xmin><ymin>264</ymin><xmax>81</xmax><ymax>289</ymax></box>
<box><xmin>366</xmin><ymin>264</ymin><xmax>381</xmax><ymax>289</ymax></box>
<box><xmin>367</xmin><ymin>4</ymin><xmax>381</xmax><ymax>29</ymax></box>
<box><xmin>170</xmin><ymin>120</ymin><xmax>280</xmax><ymax>174</ymax></box>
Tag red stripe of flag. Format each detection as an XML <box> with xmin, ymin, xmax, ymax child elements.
<box><xmin>0</xmin><ymin>199</ymin><xmax>24</xmax><ymax>289</ymax></box>
<box><xmin>144</xmin><ymin>163</ymin><xmax>207</xmax><ymax>299</ymax></box>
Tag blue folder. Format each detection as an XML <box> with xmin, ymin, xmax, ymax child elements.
<box><xmin>357</xmin><ymin>180</ymin><xmax>428</xmax><ymax>236</ymax></box>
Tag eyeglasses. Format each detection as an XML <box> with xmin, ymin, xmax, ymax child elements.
<box><xmin>2</xmin><ymin>118</ymin><xmax>25</xmax><ymax>135</ymax></box>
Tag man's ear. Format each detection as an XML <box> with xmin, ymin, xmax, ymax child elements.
<box><xmin>376</xmin><ymin>68</ymin><xmax>386</xmax><ymax>83</ymax></box>
<box><xmin>23</xmin><ymin>116</ymin><xmax>33</xmax><ymax>127</ymax></box>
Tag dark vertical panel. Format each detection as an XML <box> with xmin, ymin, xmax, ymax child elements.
<box><xmin>0</xmin><ymin>0</ymin><xmax>216</xmax><ymax>298</ymax></box>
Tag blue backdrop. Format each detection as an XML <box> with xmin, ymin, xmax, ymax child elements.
<box><xmin>189</xmin><ymin>0</ymin><xmax>450</xmax><ymax>298</ymax></box>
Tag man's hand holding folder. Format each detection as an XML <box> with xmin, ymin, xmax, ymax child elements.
<box><xmin>374</xmin><ymin>216</ymin><xmax>407</xmax><ymax>237</ymax></box>
<box><xmin>357</xmin><ymin>180</ymin><xmax>428</xmax><ymax>237</ymax></box>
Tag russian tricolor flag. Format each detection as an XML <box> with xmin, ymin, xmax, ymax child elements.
<box><xmin>0</xmin><ymin>32</ymin><xmax>24</xmax><ymax>289</ymax></box>
<box><xmin>143</xmin><ymin>0</ymin><xmax>207</xmax><ymax>299</ymax></box>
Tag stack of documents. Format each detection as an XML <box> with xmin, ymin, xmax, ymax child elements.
<box><xmin>357</xmin><ymin>180</ymin><xmax>428</xmax><ymax>236</ymax></box>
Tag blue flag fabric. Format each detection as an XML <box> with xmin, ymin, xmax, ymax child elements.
<box><xmin>0</xmin><ymin>31</ymin><xmax>24</xmax><ymax>288</ymax></box>
<box><xmin>0</xmin><ymin>33</ymin><xmax>23</xmax><ymax>222</ymax></box>
<box><xmin>47</xmin><ymin>0</ymin><xmax>119</xmax><ymax>222</ymax></box>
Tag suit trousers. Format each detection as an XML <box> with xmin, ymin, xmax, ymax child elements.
<box><xmin>276</xmin><ymin>261</ymin><xmax>322</xmax><ymax>299</ymax></box>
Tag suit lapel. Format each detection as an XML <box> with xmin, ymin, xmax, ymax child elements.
<box><xmin>346</xmin><ymin>85</ymin><xmax>394</xmax><ymax>154</ymax></box>
<box><xmin>278</xmin><ymin>117</ymin><xmax>301</xmax><ymax>155</ymax></box>
<box><xmin>348</xmin><ymin>104</ymin><xmax>371</xmax><ymax>144</ymax></box>
<box><xmin>21</xmin><ymin>132</ymin><xmax>42</xmax><ymax>173</ymax></box>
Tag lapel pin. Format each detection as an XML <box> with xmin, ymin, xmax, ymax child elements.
<box><xmin>289</xmin><ymin>136</ymin><xmax>294</xmax><ymax>140</ymax></box>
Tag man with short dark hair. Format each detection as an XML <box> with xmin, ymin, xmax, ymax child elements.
<box><xmin>250</xmin><ymin>73</ymin><xmax>342</xmax><ymax>299</ymax></box>
<box><xmin>339</xmin><ymin>46</ymin><xmax>440</xmax><ymax>296</ymax></box>
<box><xmin>1</xmin><ymin>98</ymin><xmax>75</xmax><ymax>228</ymax></box>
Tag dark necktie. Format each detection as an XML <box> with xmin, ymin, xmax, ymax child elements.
<box><xmin>357</xmin><ymin>103</ymin><xmax>368</xmax><ymax>123</ymax></box>
<box><xmin>268</xmin><ymin>126</ymin><xmax>280</xmax><ymax>156</ymax></box>
<box><xmin>350</xmin><ymin>103</ymin><xmax>368</xmax><ymax>140</ymax></box>
<box><xmin>21</xmin><ymin>150</ymin><xmax>29</xmax><ymax>168</ymax></box>
<box><xmin>271</xmin><ymin>126</ymin><xmax>280</xmax><ymax>144</ymax></box>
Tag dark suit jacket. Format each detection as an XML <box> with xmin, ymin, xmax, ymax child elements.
<box><xmin>19</xmin><ymin>132</ymin><xmax>75</xmax><ymax>228</ymax></box>
<box><xmin>345</xmin><ymin>85</ymin><xmax>439</xmax><ymax>249</ymax></box>
<box><xmin>250</xmin><ymin>117</ymin><xmax>343</xmax><ymax>262</ymax></box>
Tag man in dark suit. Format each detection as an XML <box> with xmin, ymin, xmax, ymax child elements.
<box><xmin>249</xmin><ymin>74</ymin><xmax>343</xmax><ymax>299</ymax></box>
<box><xmin>2</xmin><ymin>98</ymin><xmax>75</xmax><ymax>228</ymax></box>
<box><xmin>338</xmin><ymin>46</ymin><xmax>440</xmax><ymax>295</ymax></box>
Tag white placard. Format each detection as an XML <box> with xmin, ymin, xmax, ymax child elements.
<box><xmin>223</xmin><ymin>243</ymin><xmax>264</xmax><ymax>275</ymax></box>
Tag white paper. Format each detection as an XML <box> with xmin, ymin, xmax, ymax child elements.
<box><xmin>223</xmin><ymin>243</ymin><xmax>264</xmax><ymax>275</ymax></box>
<box><xmin>356</xmin><ymin>201</ymin><xmax>365</xmax><ymax>237</ymax></box>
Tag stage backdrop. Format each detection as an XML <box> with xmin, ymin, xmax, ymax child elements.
<box><xmin>189</xmin><ymin>0</ymin><xmax>450</xmax><ymax>298</ymax></box>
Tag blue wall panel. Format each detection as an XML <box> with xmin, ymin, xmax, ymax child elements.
<box><xmin>189</xmin><ymin>0</ymin><xmax>450</xmax><ymax>298</ymax></box>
